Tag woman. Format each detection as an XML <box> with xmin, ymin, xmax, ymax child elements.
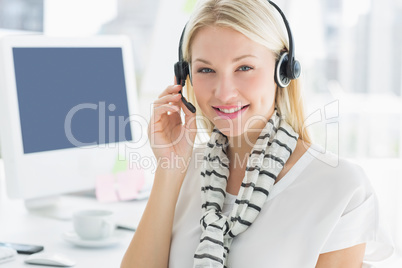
<box><xmin>121</xmin><ymin>0</ymin><xmax>393</xmax><ymax>267</ymax></box>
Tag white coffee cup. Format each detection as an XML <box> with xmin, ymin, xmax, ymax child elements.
<box><xmin>73</xmin><ymin>210</ymin><xmax>115</xmax><ymax>240</ymax></box>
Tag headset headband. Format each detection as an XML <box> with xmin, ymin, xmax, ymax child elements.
<box><xmin>267</xmin><ymin>1</ymin><xmax>295</xmax><ymax>66</ymax></box>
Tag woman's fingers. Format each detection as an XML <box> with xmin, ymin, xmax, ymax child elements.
<box><xmin>149</xmin><ymin>82</ymin><xmax>197</xmax><ymax>143</ymax></box>
<box><xmin>158</xmin><ymin>84</ymin><xmax>182</xmax><ymax>98</ymax></box>
<box><xmin>149</xmin><ymin>103</ymin><xmax>182</xmax><ymax>144</ymax></box>
<box><xmin>150</xmin><ymin>103</ymin><xmax>180</xmax><ymax>124</ymax></box>
<box><xmin>153</xmin><ymin>93</ymin><xmax>182</xmax><ymax>106</ymax></box>
<box><xmin>178</xmin><ymin>98</ymin><xmax>197</xmax><ymax>130</ymax></box>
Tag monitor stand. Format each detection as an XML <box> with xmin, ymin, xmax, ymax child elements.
<box><xmin>24</xmin><ymin>195</ymin><xmax>82</xmax><ymax>221</ymax></box>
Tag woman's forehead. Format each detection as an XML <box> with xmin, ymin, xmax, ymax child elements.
<box><xmin>190</xmin><ymin>26</ymin><xmax>273</xmax><ymax>62</ymax></box>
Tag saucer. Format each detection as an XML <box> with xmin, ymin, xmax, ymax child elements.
<box><xmin>62</xmin><ymin>231</ymin><xmax>126</xmax><ymax>248</ymax></box>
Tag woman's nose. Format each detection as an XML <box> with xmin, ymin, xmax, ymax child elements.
<box><xmin>214</xmin><ymin>74</ymin><xmax>238</xmax><ymax>103</ymax></box>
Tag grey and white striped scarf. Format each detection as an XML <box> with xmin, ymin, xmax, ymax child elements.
<box><xmin>193</xmin><ymin>108</ymin><xmax>299</xmax><ymax>268</ymax></box>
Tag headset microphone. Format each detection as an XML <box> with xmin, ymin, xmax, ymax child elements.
<box><xmin>182</xmin><ymin>97</ymin><xmax>196</xmax><ymax>113</ymax></box>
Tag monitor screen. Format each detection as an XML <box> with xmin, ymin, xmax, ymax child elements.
<box><xmin>0</xmin><ymin>35</ymin><xmax>140</xmax><ymax>203</ymax></box>
<box><xmin>13</xmin><ymin>47</ymin><xmax>132</xmax><ymax>154</ymax></box>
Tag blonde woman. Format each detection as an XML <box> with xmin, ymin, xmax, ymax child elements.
<box><xmin>121</xmin><ymin>0</ymin><xmax>393</xmax><ymax>267</ymax></box>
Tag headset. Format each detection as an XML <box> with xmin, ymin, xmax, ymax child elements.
<box><xmin>174</xmin><ymin>0</ymin><xmax>301</xmax><ymax>114</ymax></box>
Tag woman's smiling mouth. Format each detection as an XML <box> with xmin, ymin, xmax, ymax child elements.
<box><xmin>212</xmin><ymin>104</ymin><xmax>250</xmax><ymax>119</ymax></box>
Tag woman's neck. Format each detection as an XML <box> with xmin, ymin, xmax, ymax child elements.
<box><xmin>227</xmin><ymin>130</ymin><xmax>258</xmax><ymax>168</ymax></box>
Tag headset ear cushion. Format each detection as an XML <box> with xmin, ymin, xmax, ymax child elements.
<box><xmin>274</xmin><ymin>52</ymin><xmax>291</xmax><ymax>88</ymax></box>
<box><xmin>174</xmin><ymin>61</ymin><xmax>189</xmax><ymax>86</ymax></box>
<box><xmin>291</xmin><ymin>59</ymin><xmax>301</xmax><ymax>79</ymax></box>
<box><xmin>174</xmin><ymin>61</ymin><xmax>183</xmax><ymax>85</ymax></box>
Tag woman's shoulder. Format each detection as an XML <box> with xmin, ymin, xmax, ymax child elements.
<box><xmin>189</xmin><ymin>142</ymin><xmax>374</xmax><ymax>194</ymax></box>
<box><xmin>308</xmin><ymin>143</ymin><xmax>369</xmax><ymax>183</ymax></box>
<box><xmin>300</xmin><ymin>143</ymin><xmax>374</xmax><ymax>200</ymax></box>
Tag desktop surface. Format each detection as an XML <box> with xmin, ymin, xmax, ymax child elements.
<box><xmin>0</xmin><ymin>160</ymin><xmax>147</xmax><ymax>268</ymax></box>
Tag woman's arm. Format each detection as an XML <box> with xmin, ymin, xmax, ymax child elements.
<box><xmin>121</xmin><ymin>83</ymin><xmax>197</xmax><ymax>268</ymax></box>
<box><xmin>120</xmin><ymin>167</ymin><xmax>186</xmax><ymax>268</ymax></box>
<box><xmin>316</xmin><ymin>243</ymin><xmax>366</xmax><ymax>268</ymax></box>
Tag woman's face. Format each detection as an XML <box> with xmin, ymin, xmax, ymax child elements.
<box><xmin>191</xmin><ymin>26</ymin><xmax>277</xmax><ymax>138</ymax></box>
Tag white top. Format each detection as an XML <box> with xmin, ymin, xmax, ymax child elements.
<box><xmin>169</xmin><ymin>144</ymin><xmax>394</xmax><ymax>268</ymax></box>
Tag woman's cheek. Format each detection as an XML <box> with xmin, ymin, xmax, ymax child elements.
<box><xmin>193</xmin><ymin>87</ymin><xmax>208</xmax><ymax>110</ymax></box>
<box><xmin>193</xmin><ymin>80</ymin><xmax>211</xmax><ymax>105</ymax></box>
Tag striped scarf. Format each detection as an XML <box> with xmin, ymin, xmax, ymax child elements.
<box><xmin>193</xmin><ymin>108</ymin><xmax>298</xmax><ymax>268</ymax></box>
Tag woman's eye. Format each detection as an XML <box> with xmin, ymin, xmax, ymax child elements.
<box><xmin>198</xmin><ymin>68</ymin><xmax>214</xmax><ymax>73</ymax></box>
<box><xmin>238</xmin><ymin>66</ymin><xmax>252</xmax><ymax>71</ymax></box>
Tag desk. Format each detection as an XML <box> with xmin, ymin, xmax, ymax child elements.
<box><xmin>0</xmin><ymin>162</ymin><xmax>147</xmax><ymax>268</ymax></box>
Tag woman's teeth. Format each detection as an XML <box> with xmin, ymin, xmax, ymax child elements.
<box><xmin>218</xmin><ymin>107</ymin><xmax>243</xmax><ymax>113</ymax></box>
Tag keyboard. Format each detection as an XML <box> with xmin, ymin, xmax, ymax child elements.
<box><xmin>0</xmin><ymin>246</ymin><xmax>17</xmax><ymax>264</ymax></box>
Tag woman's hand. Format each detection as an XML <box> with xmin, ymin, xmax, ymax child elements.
<box><xmin>148</xmin><ymin>84</ymin><xmax>197</xmax><ymax>171</ymax></box>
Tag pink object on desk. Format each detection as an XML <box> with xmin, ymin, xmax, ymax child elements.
<box><xmin>95</xmin><ymin>167</ymin><xmax>145</xmax><ymax>202</ymax></box>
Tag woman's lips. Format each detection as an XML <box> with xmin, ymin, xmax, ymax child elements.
<box><xmin>212</xmin><ymin>105</ymin><xmax>249</xmax><ymax>119</ymax></box>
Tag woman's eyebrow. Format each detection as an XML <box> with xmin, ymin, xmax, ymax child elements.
<box><xmin>193</xmin><ymin>55</ymin><xmax>256</xmax><ymax>65</ymax></box>
<box><xmin>233</xmin><ymin>54</ymin><xmax>256</xmax><ymax>62</ymax></box>
<box><xmin>193</xmin><ymin>58</ymin><xmax>212</xmax><ymax>65</ymax></box>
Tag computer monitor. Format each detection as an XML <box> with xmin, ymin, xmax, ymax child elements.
<box><xmin>0</xmin><ymin>35</ymin><xmax>141</xmax><ymax>218</ymax></box>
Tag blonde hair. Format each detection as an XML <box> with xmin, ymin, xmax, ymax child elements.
<box><xmin>182</xmin><ymin>0</ymin><xmax>311</xmax><ymax>144</ymax></box>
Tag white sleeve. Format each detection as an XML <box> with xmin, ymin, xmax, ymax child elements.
<box><xmin>320</xmin><ymin>172</ymin><xmax>395</xmax><ymax>266</ymax></box>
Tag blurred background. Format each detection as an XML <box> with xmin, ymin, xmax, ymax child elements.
<box><xmin>0</xmin><ymin>0</ymin><xmax>401</xmax><ymax>261</ymax></box>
